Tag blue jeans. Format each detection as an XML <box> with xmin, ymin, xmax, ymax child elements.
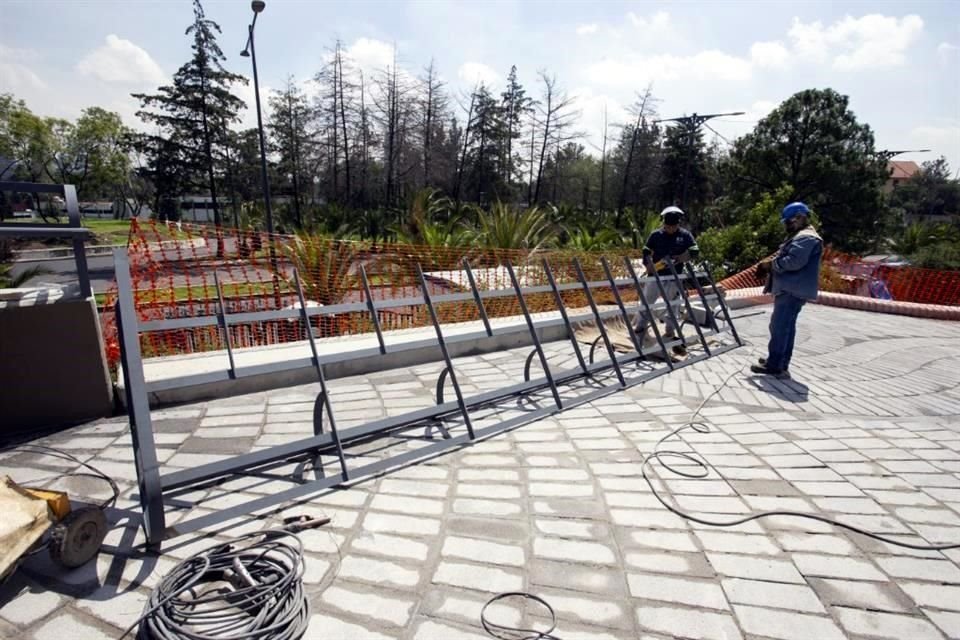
<box><xmin>767</xmin><ymin>293</ymin><xmax>805</xmax><ymax>372</ymax></box>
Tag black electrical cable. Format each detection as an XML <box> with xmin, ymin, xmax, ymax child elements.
<box><xmin>481</xmin><ymin>592</ymin><xmax>561</xmax><ymax>640</ymax></box>
<box><xmin>6</xmin><ymin>443</ymin><xmax>120</xmax><ymax>509</ymax></box>
<box><xmin>120</xmin><ymin>529</ymin><xmax>309</xmax><ymax>640</ymax></box>
<box><xmin>481</xmin><ymin>349</ymin><xmax>960</xmax><ymax>638</ymax></box>
<box><xmin>641</xmin><ymin>363</ymin><xmax>960</xmax><ymax>551</ymax></box>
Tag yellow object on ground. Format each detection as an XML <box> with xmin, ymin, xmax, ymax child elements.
<box><xmin>0</xmin><ymin>476</ymin><xmax>56</xmax><ymax>580</ymax></box>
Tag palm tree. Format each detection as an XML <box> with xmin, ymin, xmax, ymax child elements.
<box><xmin>472</xmin><ymin>201</ymin><xmax>557</xmax><ymax>252</ymax></box>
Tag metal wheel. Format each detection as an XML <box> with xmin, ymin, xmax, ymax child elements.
<box><xmin>49</xmin><ymin>507</ymin><xmax>107</xmax><ymax>569</ymax></box>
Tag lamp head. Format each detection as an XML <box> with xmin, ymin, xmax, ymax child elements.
<box><xmin>252</xmin><ymin>1</ymin><xmax>265</xmax><ymax>12</ymax></box>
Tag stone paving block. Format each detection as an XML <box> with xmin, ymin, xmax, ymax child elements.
<box><xmin>628</xmin><ymin>573</ymin><xmax>729</xmax><ymax>610</ymax></box>
<box><xmin>925</xmin><ymin>610</ymin><xmax>960</xmax><ymax>639</ymax></box>
<box><xmin>453</xmin><ymin>497</ymin><xmax>522</xmax><ymax>517</ymax></box>
<box><xmin>693</xmin><ymin>530</ymin><xmax>781</xmax><ymax>555</ymax></box>
<box><xmin>338</xmin><ymin>555</ymin><xmax>420</xmax><ymax>589</ymax></box>
<box><xmin>722</xmin><ymin>577</ymin><xmax>825</xmax><ymax>613</ymax></box>
<box><xmin>707</xmin><ymin>552</ymin><xmax>805</xmax><ymax>584</ymax></box>
<box><xmin>320</xmin><ymin>585</ymin><xmax>415</xmax><ymax>627</ymax></box>
<box><xmin>0</xmin><ymin>586</ymin><xmax>62</xmax><ymax>626</ymax></box>
<box><xmin>875</xmin><ymin>556</ymin><xmax>960</xmax><ymax>582</ymax></box>
<box><xmin>369</xmin><ymin>494</ymin><xmax>444</xmax><ymax>516</ymax></box>
<box><xmin>807</xmin><ymin>577</ymin><xmax>914</xmax><ymax>613</ymax></box>
<box><xmin>627</xmin><ymin>529</ymin><xmax>699</xmax><ymax>552</ymax></box>
<box><xmin>411</xmin><ymin>619</ymin><xmax>489</xmax><ymax>640</ymax></box>
<box><xmin>833</xmin><ymin>607</ymin><xmax>944</xmax><ymax>640</ymax></box>
<box><xmin>350</xmin><ymin>531</ymin><xmax>429</xmax><ymax>562</ymax></box>
<box><xmin>442</xmin><ymin>535</ymin><xmax>525</xmax><ymax>567</ymax></box>
<box><xmin>638</xmin><ymin>605</ymin><xmax>742</xmax><ymax>640</ymax></box>
<box><xmin>304</xmin><ymin>613</ymin><xmax>397</xmax><ymax>640</ymax></box>
<box><xmin>625</xmin><ymin>552</ymin><xmax>714</xmax><ymax>578</ymax></box>
<box><xmin>31</xmin><ymin>612</ymin><xmax>116</xmax><ymax>640</ymax></box>
<box><xmin>432</xmin><ymin>561</ymin><xmax>523</xmax><ymax>593</ymax></box>
<box><xmin>534</xmin><ymin>537</ymin><xmax>617</xmax><ymax>565</ymax></box>
<box><xmin>74</xmin><ymin>586</ymin><xmax>148</xmax><ymax>630</ymax></box>
<box><xmin>362</xmin><ymin>512</ymin><xmax>441</xmax><ymax>536</ymax></box>
<box><xmin>535</xmin><ymin>588</ymin><xmax>632</xmax><ymax>630</ymax></box>
<box><xmin>733</xmin><ymin>604</ymin><xmax>845</xmax><ymax>640</ymax></box>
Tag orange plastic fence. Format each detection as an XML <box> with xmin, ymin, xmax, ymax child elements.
<box><xmin>718</xmin><ymin>248</ymin><xmax>960</xmax><ymax>307</ymax></box>
<box><xmin>98</xmin><ymin>222</ymin><xmax>960</xmax><ymax>371</ymax></box>
<box><xmin>98</xmin><ymin>221</ymin><xmax>652</xmax><ymax>370</ymax></box>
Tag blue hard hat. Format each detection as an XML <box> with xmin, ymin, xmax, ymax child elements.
<box><xmin>781</xmin><ymin>202</ymin><xmax>810</xmax><ymax>221</ymax></box>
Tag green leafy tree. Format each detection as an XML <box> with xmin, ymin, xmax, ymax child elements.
<box><xmin>888</xmin><ymin>157</ymin><xmax>960</xmax><ymax>224</ymax></box>
<box><xmin>0</xmin><ymin>94</ymin><xmax>53</xmax><ymax>183</ymax></box>
<box><xmin>472</xmin><ymin>201</ymin><xmax>556</xmax><ymax>251</ymax></box>
<box><xmin>659</xmin><ymin>120</ymin><xmax>713</xmax><ymax>231</ymax></box>
<box><xmin>726</xmin><ymin>89</ymin><xmax>887</xmax><ymax>252</ymax></box>
<box><xmin>46</xmin><ymin>107</ymin><xmax>131</xmax><ymax>200</ymax></box>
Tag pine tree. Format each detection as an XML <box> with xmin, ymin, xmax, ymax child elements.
<box><xmin>269</xmin><ymin>77</ymin><xmax>313</xmax><ymax>228</ymax></box>
<box><xmin>499</xmin><ymin>66</ymin><xmax>534</xmax><ymax>192</ymax></box>
<box><xmin>133</xmin><ymin>0</ymin><xmax>246</xmax><ymax>253</ymax></box>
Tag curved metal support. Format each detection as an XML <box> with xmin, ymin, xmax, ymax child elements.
<box><xmin>424</xmin><ymin>420</ymin><xmax>452</xmax><ymax>440</ymax></box>
<box><xmin>293</xmin><ymin>454</ymin><xmax>325</xmax><ymax>483</ymax></box>
<box><xmin>312</xmin><ymin>392</ymin><xmax>326</xmax><ymax>436</ymax></box>
<box><xmin>435</xmin><ymin>366</ymin><xmax>451</xmax><ymax>405</ymax></box>
<box><xmin>523</xmin><ymin>348</ymin><xmax>539</xmax><ymax>382</ymax></box>
<box><xmin>589</xmin><ymin>336</ymin><xmax>604</xmax><ymax>364</ymax></box>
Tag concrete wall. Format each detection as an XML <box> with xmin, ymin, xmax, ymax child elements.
<box><xmin>0</xmin><ymin>297</ymin><xmax>113</xmax><ymax>433</ymax></box>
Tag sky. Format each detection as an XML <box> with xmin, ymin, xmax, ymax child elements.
<box><xmin>2</xmin><ymin>0</ymin><xmax>959</xmax><ymax>172</ymax></box>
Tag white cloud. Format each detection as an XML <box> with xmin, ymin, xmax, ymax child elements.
<box><xmin>938</xmin><ymin>42</ymin><xmax>959</xmax><ymax>63</ymax></box>
<box><xmin>457</xmin><ymin>62</ymin><xmax>499</xmax><ymax>88</ymax></box>
<box><xmin>750</xmin><ymin>41</ymin><xmax>790</xmax><ymax>69</ymax></box>
<box><xmin>627</xmin><ymin>10</ymin><xmax>671</xmax><ymax>31</ymax></box>
<box><xmin>571</xmin><ymin>87</ymin><xmax>628</xmax><ymax>154</ymax></box>
<box><xmin>788</xmin><ymin>14</ymin><xmax>924</xmax><ymax>71</ymax></box>
<box><xmin>576</xmin><ymin>24</ymin><xmax>599</xmax><ymax>36</ymax></box>
<box><xmin>588</xmin><ymin>49</ymin><xmax>753</xmax><ymax>88</ymax></box>
<box><xmin>343</xmin><ymin>37</ymin><xmax>395</xmax><ymax>77</ymax></box>
<box><xmin>0</xmin><ymin>44</ymin><xmax>46</xmax><ymax>90</ymax></box>
<box><xmin>76</xmin><ymin>34</ymin><xmax>166</xmax><ymax>85</ymax></box>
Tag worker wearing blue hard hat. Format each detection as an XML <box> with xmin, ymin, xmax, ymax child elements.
<box><xmin>752</xmin><ymin>201</ymin><xmax>823</xmax><ymax>378</ymax></box>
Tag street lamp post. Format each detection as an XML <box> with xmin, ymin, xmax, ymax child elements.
<box><xmin>241</xmin><ymin>1</ymin><xmax>281</xmax><ymax>299</ymax></box>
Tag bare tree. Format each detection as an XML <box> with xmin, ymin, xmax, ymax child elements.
<box><xmin>531</xmin><ymin>71</ymin><xmax>579</xmax><ymax>204</ymax></box>
<box><xmin>419</xmin><ymin>59</ymin><xmax>448</xmax><ymax>189</ymax></box>
<box><xmin>617</xmin><ymin>84</ymin><xmax>658</xmax><ymax>226</ymax></box>
<box><xmin>453</xmin><ymin>86</ymin><xmax>478</xmax><ymax>205</ymax></box>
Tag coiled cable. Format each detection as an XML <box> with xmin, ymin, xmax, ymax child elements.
<box><xmin>120</xmin><ymin>528</ymin><xmax>309</xmax><ymax>640</ymax></box>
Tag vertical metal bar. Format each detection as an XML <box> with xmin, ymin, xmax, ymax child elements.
<box><xmin>64</xmin><ymin>185</ymin><xmax>91</xmax><ymax>298</ymax></box>
<box><xmin>463</xmin><ymin>258</ymin><xmax>492</xmax><ymax>337</ymax></box>
<box><xmin>664</xmin><ymin>258</ymin><xmax>711</xmax><ymax>355</ymax></box>
<box><xmin>113</xmin><ymin>248</ymin><xmax>166</xmax><ymax>544</ymax></box>
<box><xmin>294</xmin><ymin>269</ymin><xmax>350</xmax><ymax>480</ymax></box>
<box><xmin>542</xmin><ymin>258</ymin><xmax>588</xmax><ymax>374</ymax></box>
<box><xmin>572</xmin><ymin>258</ymin><xmax>626</xmax><ymax>387</ymax></box>
<box><xmin>650</xmin><ymin>262</ymin><xmax>687</xmax><ymax>347</ymax></box>
<box><xmin>359</xmin><ymin>264</ymin><xmax>386</xmax><ymax>354</ymax></box>
<box><xmin>684</xmin><ymin>262</ymin><xmax>720</xmax><ymax>334</ymax></box>
<box><xmin>600</xmin><ymin>257</ymin><xmax>645</xmax><ymax>356</ymax></box>
<box><xmin>624</xmin><ymin>258</ymin><xmax>674</xmax><ymax>370</ymax></box>
<box><xmin>213</xmin><ymin>271</ymin><xmax>237</xmax><ymax>378</ymax></box>
<box><xmin>702</xmin><ymin>262</ymin><xmax>743</xmax><ymax>346</ymax></box>
<box><xmin>416</xmin><ymin>263</ymin><xmax>475</xmax><ymax>438</ymax></box>
<box><xmin>505</xmin><ymin>260</ymin><xmax>563</xmax><ymax>409</ymax></box>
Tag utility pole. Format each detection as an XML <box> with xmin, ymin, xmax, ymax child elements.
<box><xmin>876</xmin><ymin>149</ymin><xmax>931</xmax><ymax>161</ymax></box>
<box><xmin>655</xmin><ymin>111</ymin><xmax>744</xmax><ymax>210</ymax></box>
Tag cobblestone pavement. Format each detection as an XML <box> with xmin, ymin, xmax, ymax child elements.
<box><xmin>2</xmin><ymin>304</ymin><xmax>960</xmax><ymax>640</ymax></box>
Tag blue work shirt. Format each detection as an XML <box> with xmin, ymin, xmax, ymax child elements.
<box><xmin>643</xmin><ymin>228</ymin><xmax>698</xmax><ymax>274</ymax></box>
<box><xmin>771</xmin><ymin>226</ymin><xmax>823</xmax><ymax>301</ymax></box>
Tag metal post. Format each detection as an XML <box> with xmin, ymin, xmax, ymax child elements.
<box><xmin>650</xmin><ymin>262</ymin><xmax>688</xmax><ymax>348</ymax></box>
<box><xmin>359</xmin><ymin>264</ymin><xmax>386</xmax><ymax>354</ymax></box>
<box><xmin>113</xmin><ymin>249</ymin><xmax>166</xmax><ymax>544</ymax></box>
<box><xmin>542</xmin><ymin>258</ymin><xmax>589</xmax><ymax>374</ymax></box>
<box><xmin>702</xmin><ymin>261</ymin><xmax>743</xmax><ymax>346</ymax></box>
<box><xmin>600</xmin><ymin>257</ymin><xmax>645</xmax><ymax>356</ymax></box>
<box><xmin>294</xmin><ymin>269</ymin><xmax>350</xmax><ymax>480</ymax></box>
<box><xmin>664</xmin><ymin>257</ymin><xmax>711</xmax><ymax>355</ymax></box>
<box><xmin>62</xmin><ymin>185</ymin><xmax>92</xmax><ymax>299</ymax></box>
<box><xmin>684</xmin><ymin>262</ymin><xmax>719</xmax><ymax>334</ymax></box>
<box><xmin>572</xmin><ymin>258</ymin><xmax>626</xmax><ymax>387</ymax></box>
<box><xmin>624</xmin><ymin>258</ymin><xmax>674</xmax><ymax>369</ymax></box>
<box><xmin>462</xmin><ymin>258</ymin><xmax>492</xmax><ymax>336</ymax></box>
<box><xmin>213</xmin><ymin>272</ymin><xmax>237</xmax><ymax>378</ymax></box>
<box><xmin>416</xmin><ymin>263</ymin><xmax>475</xmax><ymax>438</ymax></box>
<box><xmin>504</xmin><ymin>260</ymin><xmax>562</xmax><ymax>408</ymax></box>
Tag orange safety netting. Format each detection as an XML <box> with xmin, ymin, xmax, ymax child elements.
<box><xmin>98</xmin><ymin>220</ymin><xmax>655</xmax><ymax>370</ymax></box>
<box><xmin>718</xmin><ymin>248</ymin><xmax>960</xmax><ymax>307</ymax></box>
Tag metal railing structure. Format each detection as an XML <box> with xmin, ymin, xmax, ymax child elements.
<box><xmin>114</xmin><ymin>247</ymin><xmax>742</xmax><ymax>544</ymax></box>
<box><xmin>0</xmin><ymin>182</ymin><xmax>92</xmax><ymax>298</ymax></box>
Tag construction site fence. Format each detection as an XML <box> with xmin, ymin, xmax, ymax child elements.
<box><xmin>98</xmin><ymin>220</ymin><xmax>960</xmax><ymax>370</ymax></box>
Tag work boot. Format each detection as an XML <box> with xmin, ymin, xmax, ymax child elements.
<box><xmin>750</xmin><ymin>363</ymin><xmax>791</xmax><ymax>379</ymax></box>
<box><xmin>672</xmin><ymin>344</ymin><xmax>687</xmax><ymax>357</ymax></box>
<box><xmin>757</xmin><ymin>357</ymin><xmax>789</xmax><ymax>376</ymax></box>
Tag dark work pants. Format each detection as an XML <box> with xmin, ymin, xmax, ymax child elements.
<box><xmin>766</xmin><ymin>293</ymin><xmax>805</xmax><ymax>372</ymax></box>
